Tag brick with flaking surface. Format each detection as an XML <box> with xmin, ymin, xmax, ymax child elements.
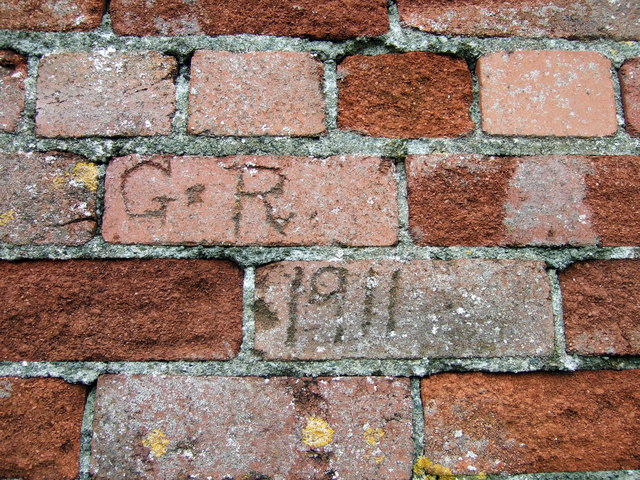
<box><xmin>0</xmin><ymin>0</ymin><xmax>105</xmax><ymax>31</ymax></box>
<box><xmin>620</xmin><ymin>58</ymin><xmax>640</xmax><ymax>137</ymax></box>
<box><xmin>0</xmin><ymin>50</ymin><xmax>26</xmax><ymax>132</ymax></box>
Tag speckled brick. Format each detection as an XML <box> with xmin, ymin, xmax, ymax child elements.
<box><xmin>36</xmin><ymin>51</ymin><xmax>177</xmax><ymax>137</ymax></box>
<box><xmin>188</xmin><ymin>51</ymin><xmax>325</xmax><ymax>136</ymax></box>
<box><xmin>0</xmin><ymin>50</ymin><xmax>26</xmax><ymax>132</ymax></box>
<box><xmin>110</xmin><ymin>0</ymin><xmax>388</xmax><ymax>40</ymax></box>
<box><xmin>254</xmin><ymin>259</ymin><xmax>554</xmax><ymax>360</ymax></box>
<box><xmin>90</xmin><ymin>375</ymin><xmax>413</xmax><ymax>480</ymax></box>
<box><xmin>103</xmin><ymin>155</ymin><xmax>397</xmax><ymax>246</ymax></box>
<box><xmin>421</xmin><ymin>370</ymin><xmax>640</xmax><ymax>474</ymax></box>
<box><xmin>0</xmin><ymin>377</ymin><xmax>86</xmax><ymax>480</ymax></box>
<box><xmin>0</xmin><ymin>0</ymin><xmax>105</xmax><ymax>31</ymax></box>
<box><xmin>560</xmin><ymin>260</ymin><xmax>640</xmax><ymax>356</ymax></box>
<box><xmin>478</xmin><ymin>51</ymin><xmax>617</xmax><ymax>137</ymax></box>
<box><xmin>620</xmin><ymin>58</ymin><xmax>640</xmax><ymax>137</ymax></box>
<box><xmin>0</xmin><ymin>260</ymin><xmax>243</xmax><ymax>361</ymax></box>
<box><xmin>338</xmin><ymin>52</ymin><xmax>474</xmax><ymax>138</ymax></box>
<box><xmin>0</xmin><ymin>152</ymin><xmax>97</xmax><ymax>245</ymax></box>
<box><xmin>397</xmin><ymin>0</ymin><xmax>640</xmax><ymax>41</ymax></box>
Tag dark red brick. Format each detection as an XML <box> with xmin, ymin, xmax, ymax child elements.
<box><xmin>0</xmin><ymin>50</ymin><xmax>26</xmax><ymax>132</ymax></box>
<box><xmin>338</xmin><ymin>52</ymin><xmax>474</xmax><ymax>138</ymax></box>
<box><xmin>421</xmin><ymin>370</ymin><xmax>640</xmax><ymax>474</ymax></box>
<box><xmin>0</xmin><ymin>0</ymin><xmax>105</xmax><ymax>32</ymax></box>
<box><xmin>0</xmin><ymin>260</ymin><xmax>243</xmax><ymax>361</ymax></box>
<box><xmin>0</xmin><ymin>377</ymin><xmax>86</xmax><ymax>480</ymax></box>
<box><xmin>620</xmin><ymin>58</ymin><xmax>640</xmax><ymax>137</ymax></box>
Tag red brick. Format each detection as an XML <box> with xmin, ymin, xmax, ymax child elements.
<box><xmin>0</xmin><ymin>260</ymin><xmax>242</xmax><ymax>361</ymax></box>
<box><xmin>0</xmin><ymin>0</ymin><xmax>105</xmax><ymax>32</ymax></box>
<box><xmin>103</xmin><ymin>155</ymin><xmax>397</xmax><ymax>246</ymax></box>
<box><xmin>560</xmin><ymin>260</ymin><xmax>640</xmax><ymax>356</ymax></box>
<box><xmin>254</xmin><ymin>259</ymin><xmax>554</xmax><ymax>360</ymax></box>
<box><xmin>478</xmin><ymin>51</ymin><xmax>617</xmax><ymax>137</ymax></box>
<box><xmin>0</xmin><ymin>377</ymin><xmax>86</xmax><ymax>480</ymax></box>
<box><xmin>398</xmin><ymin>0</ymin><xmax>640</xmax><ymax>41</ymax></box>
<box><xmin>0</xmin><ymin>50</ymin><xmax>26</xmax><ymax>132</ymax></box>
<box><xmin>338</xmin><ymin>52</ymin><xmax>474</xmax><ymax>138</ymax></box>
<box><xmin>91</xmin><ymin>375</ymin><xmax>413</xmax><ymax>480</ymax></box>
<box><xmin>620</xmin><ymin>58</ymin><xmax>640</xmax><ymax>137</ymax></box>
<box><xmin>111</xmin><ymin>0</ymin><xmax>388</xmax><ymax>40</ymax></box>
<box><xmin>36</xmin><ymin>51</ymin><xmax>177</xmax><ymax>137</ymax></box>
<box><xmin>421</xmin><ymin>370</ymin><xmax>640</xmax><ymax>474</ymax></box>
<box><xmin>0</xmin><ymin>152</ymin><xmax>97</xmax><ymax>245</ymax></box>
<box><xmin>188</xmin><ymin>51</ymin><xmax>325</xmax><ymax>137</ymax></box>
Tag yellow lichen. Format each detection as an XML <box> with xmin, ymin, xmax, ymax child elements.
<box><xmin>374</xmin><ymin>455</ymin><xmax>386</xmax><ymax>465</ymax></box>
<box><xmin>0</xmin><ymin>210</ymin><xmax>16</xmax><ymax>227</ymax></box>
<box><xmin>302</xmin><ymin>416</ymin><xmax>334</xmax><ymax>448</ymax></box>
<box><xmin>413</xmin><ymin>456</ymin><xmax>455</xmax><ymax>480</ymax></box>
<box><xmin>142</xmin><ymin>429</ymin><xmax>170</xmax><ymax>458</ymax></box>
<box><xmin>69</xmin><ymin>162</ymin><xmax>99</xmax><ymax>191</ymax></box>
<box><xmin>477</xmin><ymin>473</ymin><xmax>487</xmax><ymax>479</ymax></box>
<box><xmin>364</xmin><ymin>427</ymin><xmax>385</xmax><ymax>446</ymax></box>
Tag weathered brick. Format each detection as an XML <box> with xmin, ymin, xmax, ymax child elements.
<box><xmin>188</xmin><ymin>51</ymin><xmax>325</xmax><ymax>136</ymax></box>
<box><xmin>560</xmin><ymin>260</ymin><xmax>640</xmax><ymax>356</ymax></box>
<box><xmin>0</xmin><ymin>152</ymin><xmax>97</xmax><ymax>245</ymax></box>
<box><xmin>478</xmin><ymin>51</ymin><xmax>617</xmax><ymax>137</ymax></box>
<box><xmin>0</xmin><ymin>260</ymin><xmax>242</xmax><ymax>361</ymax></box>
<box><xmin>620</xmin><ymin>58</ymin><xmax>640</xmax><ymax>137</ymax></box>
<box><xmin>338</xmin><ymin>52</ymin><xmax>474</xmax><ymax>138</ymax></box>
<box><xmin>111</xmin><ymin>0</ymin><xmax>388</xmax><ymax>40</ymax></box>
<box><xmin>0</xmin><ymin>0</ymin><xmax>105</xmax><ymax>32</ymax></box>
<box><xmin>254</xmin><ymin>259</ymin><xmax>554</xmax><ymax>360</ymax></box>
<box><xmin>0</xmin><ymin>377</ymin><xmax>86</xmax><ymax>480</ymax></box>
<box><xmin>91</xmin><ymin>375</ymin><xmax>413</xmax><ymax>480</ymax></box>
<box><xmin>103</xmin><ymin>155</ymin><xmax>397</xmax><ymax>246</ymax></box>
<box><xmin>407</xmin><ymin>155</ymin><xmax>640</xmax><ymax>246</ymax></box>
<box><xmin>36</xmin><ymin>51</ymin><xmax>177</xmax><ymax>137</ymax></box>
<box><xmin>398</xmin><ymin>0</ymin><xmax>640</xmax><ymax>41</ymax></box>
<box><xmin>421</xmin><ymin>370</ymin><xmax>640</xmax><ymax>474</ymax></box>
<box><xmin>0</xmin><ymin>50</ymin><xmax>26</xmax><ymax>132</ymax></box>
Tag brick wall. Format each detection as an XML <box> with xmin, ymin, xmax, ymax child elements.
<box><xmin>0</xmin><ymin>1</ymin><xmax>639</xmax><ymax>479</ymax></box>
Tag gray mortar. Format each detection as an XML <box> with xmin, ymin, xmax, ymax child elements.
<box><xmin>410</xmin><ymin>377</ymin><xmax>425</xmax><ymax>465</ymax></box>
<box><xmin>78</xmin><ymin>386</ymin><xmax>96</xmax><ymax>480</ymax></box>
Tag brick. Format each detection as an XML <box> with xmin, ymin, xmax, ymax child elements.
<box><xmin>0</xmin><ymin>50</ymin><xmax>26</xmax><ymax>132</ymax></box>
<box><xmin>0</xmin><ymin>377</ymin><xmax>86</xmax><ymax>480</ymax></box>
<box><xmin>103</xmin><ymin>155</ymin><xmax>397</xmax><ymax>246</ymax></box>
<box><xmin>620</xmin><ymin>58</ymin><xmax>640</xmax><ymax>137</ymax></box>
<box><xmin>478</xmin><ymin>51</ymin><xmax>617</xmax><ymax>137</ymax></box>
<box><xmin>188</xmin><ymin>51</ymin><xmax>325</xmax><ymax>137</ymax></box>
<box><xmin>0</xmin><ymin>152</ymin><xmax>97</xmax><ymax>245</ymax></box>
<box><xmin>111</xmin><ymin>0</ymin><xmax>388</xmax><ymax>40</ymax></box>
<box><xmin>91</xmin><ymin>375</ymin><xmax>413</xmax><ymax>480</ymax></box>
<box><xmin>254</xmin><ymin>259</ymin><xmax>554</xmax><ymax>360</ymax></box>
<box><xmin>0</xmin><ymin>260</ymin><xmax>242</xmax><ymax>361</ymax></box>
<box><xmin>0</xmin><ymin>0</ymin><xmax>105</xmax><ymax>32</ymax></box>
<box><xmin>421</xmin><ymin>370</ymin><xmax>640</xmax><ymax>474</ymax></box>
<box><xmin>338</xmin><ymin>52</ymin><xmax>474</xmax><ymax>138</ymax></box>
<box><xmin>407</xmin><ymin>155</ymin><xmax>640</xmax><ymax>246</ymax></box>
<box><xmin>398</xmin><ymin>0</ymin><xmax>640</xmax><ymax>41</ymax></box>
<box><xmin>36</xmin><ymin>51</ymin><xmax>177</xmax><ymax>137</ymax></box>
<box><xmin>560</xmin><ymin>260</ymin><xmax>640</xmax><ymax>356</ymax></box>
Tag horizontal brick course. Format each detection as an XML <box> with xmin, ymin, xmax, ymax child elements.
<box><xmin>0</xmin><ymin>50</ymin><xmax>26</xmax><ymax>132</ymax></box>
<box><xmin>0</xmin><ymin>260</ymin><xmax>243</xmax><ymax>361</ymax></box>
<box><xmin>103</xmin><ymin>155</ymin><xmax>398</xmax><ymax>246</ymax></box>
<box><xmin>254</xmin><ymin>259</ymin><xmax>554</xmax><ymax>360</ymax></box>
<box><xmin>421</xmin><ymin>370</ymin><xmax>640</xmax><ymax>474</ymax></box>
<box><xmin>0</xmin><ymin>0</ymin><xmax>105</xmax><ymax>32</ymax></box>
<box><xmin>91</xmin><ymin>375</ymin><xmax>413</xmax><ymax>480</ymax></box>
<box><xmin>620</xmin><ymin>58</ymin><xmax>640</xmax><ymax>137</ymax></box>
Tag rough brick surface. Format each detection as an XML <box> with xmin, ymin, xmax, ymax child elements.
<box><xmin>560</xmin><ymin>260</ymin><xmax>640</xmax><ymax>356</ymax></box>
<box><xmin>338</xmin><ymin>52</ymin><xmax>474</xmax><ymax>138</ymax></box>
<box><xmin>0</xmin><ymin>377</ymin><xmax>86</xmax><ymax>480</ymax></box>
<box><xmin>188</xmin><ymin>51</ymin><xmax>325</xmax><ymax>136</ymax></box>
<box><xmin>254</xmin><ymin>259</ymin><xmax>554</xmax><ymax>360</ymax></box>
<box><xmin>0</xmin><ymin>152</ymin><xmax>97</xmax><ymax>245</ymax></box>
<box><xmin>478</xmin><ymin>51</ymin><xmax>617</xmax><ymax>137</ymax></box>
<box><xmin>0</xmin><ymin>260</ymin><xmax>242</xmax><ymax>361</ymax></box>
<box><xmin>103</xmin><ymin>155</ymin><xmax>397</xmax><ymax>246</ymax></box>
<box><xmin>36</xmin><ymin>51</ymin><xmax>177</xmax><ymax>137</ymax></box>
<box><xmin>421</xmin><ymin>370</ymin><xmax>640</xmax><ymax>474</ymax></box>
<box><xmin>0</xmin><ymin>50</ymin><xmax>26</xmax><ymax>132</ymax></box>
<box><xmin>111</xmin><ymin>0</ymin><xmax>388</xmax><ymax>40</ymax></box>
<box><xmin>621</xmin><ymin>58</ymin><xmax>640</xmax><ymax>137</ymax></box>
<box><xmin>91</xmin><ymin>375</ymin><xmax>413</xmax><ymax>480</ymax></box>
<box><xmin>0</xmin><ymin>0</ymin><xmax>105</xmax><ymax>32</ymax></box>
<box><xmin>407</xmin><ymin>155</ymin><xmax>640</xmax><ymax>246</ymax></box>
<box><xmin>398</xmin><ymin>0</ymin><xmax>640</xmax><ymax>41</ymax></box>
